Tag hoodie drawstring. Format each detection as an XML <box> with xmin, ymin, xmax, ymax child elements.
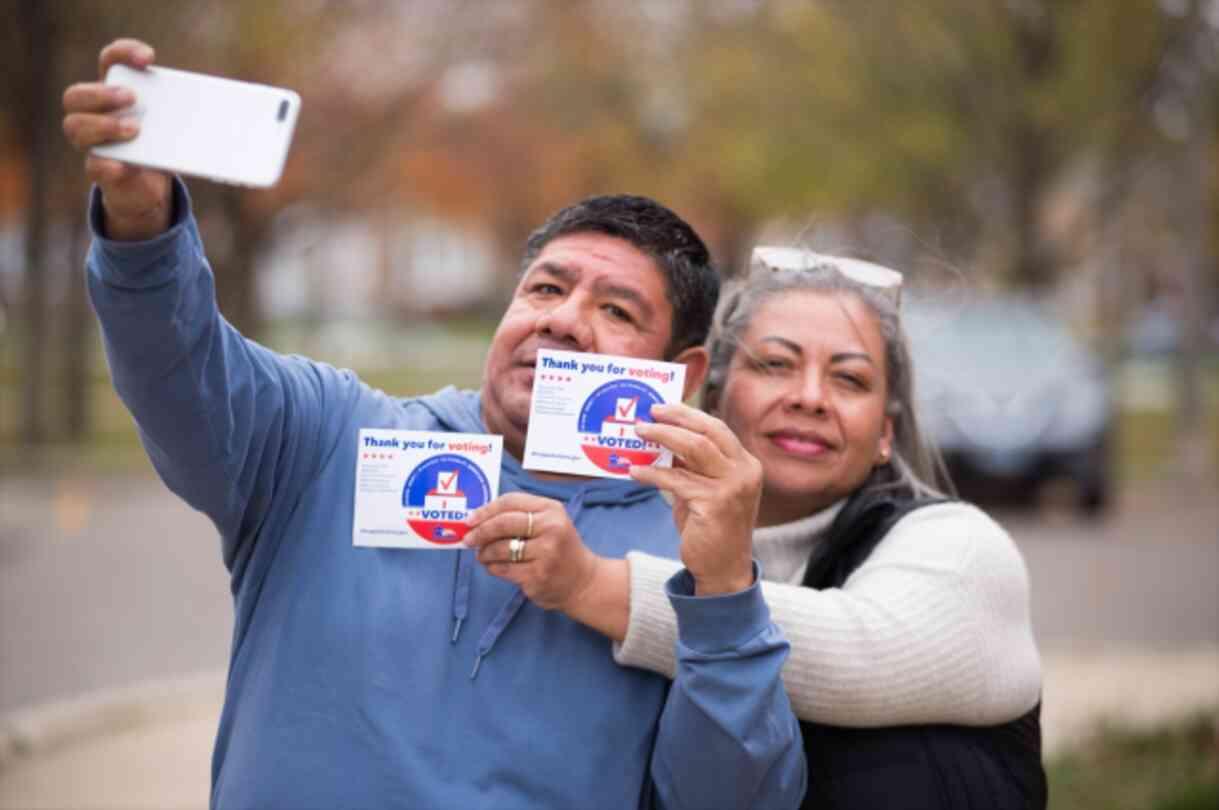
<box><xmin>469</xmin><ymin>489</ymin><xmax>589</xmax><ymax>680</ymax></box>
<box><xmin>470</xmin><ymin>590</ymin><xmax>526</xmax><ymax>679</ymax></box>
<box><xmin>451</xmin><ymin>550</ymin><xmax>473</xmax><ymax>643</ymax></box>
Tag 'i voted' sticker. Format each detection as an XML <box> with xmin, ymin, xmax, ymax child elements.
<box><xmin>353</xmin><ymin>429</ymin><xmax>502</xmax><ymax>549</ymax></box>
<box><xmin>522</xmin><ymin>349</ymin><xmax>685</xmax><ymax>479</ymax></box>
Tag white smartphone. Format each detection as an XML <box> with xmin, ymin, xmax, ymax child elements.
<box><xmin>91</xmin><ymin>64</ymin><xmax>301</xmax><ymax>188</ymax></box>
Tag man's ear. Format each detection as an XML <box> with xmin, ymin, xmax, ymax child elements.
<box><xmin>672</xmin><ymin>345</ymin><xmax>709</xmax><ymax>403</ymax></box>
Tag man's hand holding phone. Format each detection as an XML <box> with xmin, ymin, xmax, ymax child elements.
<box><xmin>62</xmin><ymin>38</ymin><xmax>172</xmax><ymax>242</ymax></box>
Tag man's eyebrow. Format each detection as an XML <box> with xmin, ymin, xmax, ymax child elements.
<box><xmin>524</xmin><ymin>262</ymin><xmax>580</xmax><ymax>285</ymax></box>
<box><xmin>593</xmin><ymin>278</ymin><xmax>655</xmax><ymax>322</ymax></box>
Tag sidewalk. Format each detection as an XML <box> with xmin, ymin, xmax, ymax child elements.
<box><xmin>2</xmin><ymin>646</ymin><xmax>1216</xmax><ymax>810</ymax></box>
<box><xmin>0</xmin><ymin>673</ymin><xmax>221</xmax><ymax>810</ymax></box>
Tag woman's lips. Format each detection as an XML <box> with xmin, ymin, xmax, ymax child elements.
<box><xmin>769</xmin><ymin>432</ymin><xmax>832</xmax><ymax>458</ymax></box>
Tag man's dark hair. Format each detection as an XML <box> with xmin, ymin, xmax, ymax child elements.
<box><xmin>520</xmin><ymin>195</ymin><xmax>720</xmax><ymax>357</ymax></box>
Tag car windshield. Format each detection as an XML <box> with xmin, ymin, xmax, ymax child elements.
<box><xmin>904</xmin><ymin>297</ymin><xmax>1087</xmax><ymax>389</ymax></box>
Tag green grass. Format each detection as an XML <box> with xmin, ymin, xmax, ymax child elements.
<box><xmin>0</xmin><ymin>330</ymin><xmax>491</xmax><ymax>475</ymax></box>
<box><xmin>1048</xmin><ymin>713</ymin><xmax>1219</xmax><ymax>810</ymax></box>
<box><xmin>0</xmin><ymin>371</ymin><xmax>490</xmax><ymax>476</ymax></box>
<box><xmin>1116</xmin><ymin>407</ymin><xmax>1219</xmax><ymax>482</ymax></box>
<box><xmin>1115</xmin><ymin>360</ymin><xmax>1219</xmax><ymax>481</ymax></box>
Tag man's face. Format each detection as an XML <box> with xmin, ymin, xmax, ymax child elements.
<box><xmin>481</xmin><ymin>232</ymin><xmax>676</xmax><ymax>458</ymax></box>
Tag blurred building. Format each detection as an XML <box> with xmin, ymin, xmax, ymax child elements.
<box><xmin>257</xmin><ymin>208</ymin><xmax>498</xmax><ymax>322</ymax></box>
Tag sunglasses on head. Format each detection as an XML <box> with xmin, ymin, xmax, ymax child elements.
<box><xmin>751</xmin><ymin>246</ymin><xmax>903</xmax><ymax>307</ymax></box>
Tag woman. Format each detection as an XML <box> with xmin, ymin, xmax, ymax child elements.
<box><xmin>470</xmin><ymin>246</ymin><xmax>1045</xmax><ymax>808</ymax></box>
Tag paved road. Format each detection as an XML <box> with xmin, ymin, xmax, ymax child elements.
<box><xmin>2</xmin><ymin>471</ymin><xmax>1217</xmax><ymax>713</ymax></box>
<box><xmin>1005</xmin><ymin>486</ymin><xmax>1219</xmax><ymax>647</ymax></box>
<box><xmin>1</xmin><ymin>474</ymin><xmax>230</xmax><ymax>713</ymax></box>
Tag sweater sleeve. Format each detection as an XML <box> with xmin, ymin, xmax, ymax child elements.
<box><xmin>616</xmin><ymin>502</ymin><xmax>1042</xmax><ymax>727</ymax></box>
<box><xmin>650</xmin><ymin>566</ymin><xmax>805</xmax><ymax>810</ymax></box>
<box><xmin>85</xmin><ymin>179</ymin><xmax>361</xmax><ymax>585</ymax></box>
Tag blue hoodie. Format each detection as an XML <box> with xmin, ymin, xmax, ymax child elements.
<box><xmin>86</xmin><ymin>180</ymin><xmax>805</xmax><ymax>809</ymax></box>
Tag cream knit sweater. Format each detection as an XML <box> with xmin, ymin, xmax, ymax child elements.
<box><xmin>613</xmin><ymin>501</ymin><xmax>1042</xmax><ymax>727</ymax></box>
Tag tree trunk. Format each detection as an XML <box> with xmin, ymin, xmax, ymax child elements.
<box><xmin>1009</xmin><ymin>122</ymin><xmax>1056</xmax><ymax>289</ymax></box>
<box><xmin>1174</xmin><ymin>6</ymin><xmax>1215</xmax><ymax>484</ymax></box>
<box><xmin>18</xmin><ymin>0</ymin><xmax>55</xmax><ymax>446</ymax></box>
<box><xmin>213</xmin><ymin>188</ymin><xmax>265</xmax><ymax>340</ymax></box>
<box><xmin>1005</xmin><ymin>5</ymin><xmax>1060</xmax><ymax>290</ymax></box>
<box><xmin>714</xmin><ymin>216</ymin><xmax>754</xmax><ymax>283</ymax></box>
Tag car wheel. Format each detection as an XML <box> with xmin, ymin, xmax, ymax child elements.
<box><xmin>1079</xmin><ymin>477</ymin><xmax>1110</xmax><ymax>517</ymax></box>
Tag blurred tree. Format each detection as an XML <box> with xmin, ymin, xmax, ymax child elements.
<box><xmin>5</xmin><ymin>0</ymin><xmax>1214</xmax><ymax>458</ymax></box>
<box><xmin>1157</xmin><ymin>0</ymin><xmax>1218</xmax><ymax>480</ymax></box>
<box><xmin>398</xmin><ymin>0</ymin><xmax>1199</xmax><ymax>283</ymax></box>
<box><xmin>7</xmin><ymin>0</ymin><xmax>57</xmax><ymax>444</ymax></box>
<box><xmin>655</xmin><ymin>0</ymin><xmax>1195</xmax><ymax>285</ymax></box>
<box><xmin>2</xmin><ymin>1</ymin><xmax>197</xmax><ymax>446</ymax></box>
<box><xmin>2</xmin><ymin>0</ymin><xmax>489</xmax><ymax>446</ymax></box>
<box><xmin>140</xmin><ymin>0</ymin><xmax>362</xmax><ymax>339</ymax></box>
<box><xmin>53</xmin><ymin>3</ymin><xmax>133</xmax><ymax>442</ymax></box>
<box><xmin>382</xmin><ymin>0</ymin><xmax>776</xmax><ymax>272</ymax></box>
<box><xmin>381</xmin><ymin>0</ymin><xmax>672</xmax><ymax>271</ymax></box>
<box><xmin>173</xmin><ymin>0</ymin><xmax>494</xmax><ymax>333</ymax></box>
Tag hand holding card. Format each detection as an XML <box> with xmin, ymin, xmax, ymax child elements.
<box><xmin>522</xmin><ymin>349</ymin><xmax>686</xmax><ymax>478</ymax></box>
<box><xmin>353</xmin><ymin>429</ymin><xmax>502</xmax><ymax>549</ymax></box>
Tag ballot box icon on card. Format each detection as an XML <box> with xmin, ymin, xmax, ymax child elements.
<box><xmin>403</xmin><ymin>456</ymin><xmax>492</xmax><ymax>545</ymax></box>
<box><xmin>602</xmin><ymin>397</ymin><xmax>639</xmax><ymax>437</ymax></box>
<box><xmin>426</xmin><ymin>470</ymin><xmax>467</xmax><ymax>509</ymax></box>
<box><xmin>577</xmin><ymin>381</ymin><xmax>666</xmax><ymax>475</ymax></box>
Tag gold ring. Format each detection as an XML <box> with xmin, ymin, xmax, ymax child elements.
<box><xmin>525</xmin><ymin>511</ymin><xmax>534</xmax><ymax>539</ymax></box>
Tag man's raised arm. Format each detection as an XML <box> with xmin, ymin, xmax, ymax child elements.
<box><xmin>64</xmin><ymin>39</ymin><xmax>360</xmax><ymax>579</ymax></box>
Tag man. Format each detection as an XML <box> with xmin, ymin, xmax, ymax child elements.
<box><xmin>63</xmin><ymin>39</ymin><xmax>804</xmax><ymax>809</ymax></box>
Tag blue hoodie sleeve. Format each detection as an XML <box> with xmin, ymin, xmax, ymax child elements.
<box><xmin>85</xmin><ymin>179</ymin><xmax>361</xmax><ymax>584</ymax></box>
<box><xmin>650</xmin><ymin>566</ymin><xmax>807</xmax><ymax>809</ymax></box>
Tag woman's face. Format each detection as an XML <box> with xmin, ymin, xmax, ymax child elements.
<box><xmin>715</xmin><ymin>290</ymin><xmax>894</xmax><ymax>526</ymax></box>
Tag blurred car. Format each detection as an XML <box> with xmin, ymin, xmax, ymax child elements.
<box><xmin>904</xmin><ymin>296</ymin><xmax>1114</xmax><ymax>515</ymax></box>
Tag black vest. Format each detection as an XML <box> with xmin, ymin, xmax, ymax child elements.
<box><xmin>796</xmin><ymin>487</ymin><xmax>1048</xmax><ymax>810</ymax></box>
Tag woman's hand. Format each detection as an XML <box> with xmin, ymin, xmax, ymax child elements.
<box><xmin>630</xmin><ymin>402</ymin><xmax>762</xmax><ymax>596</ymax></box>
<box><xmin>62</xmin><ymin>38</ymin><xmax>172</xmax><ymax>241</ymax></box>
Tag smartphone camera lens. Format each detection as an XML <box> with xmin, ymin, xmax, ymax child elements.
<box><xmin>277</xmin><ymin>99</ymin><xmax>289</xmax><ymax>122</ymax></box>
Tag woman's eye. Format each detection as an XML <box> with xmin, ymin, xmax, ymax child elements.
<box><xmin>755</xmin><ymin>356</ymin><xmax>793</xmax><ymax>372</ymax></box>
<box><xmin>836</xmin><ymin>373</ymin><xmax>867</xmax><ymax>390</ymax></box>
<box><xmin>531</xmin><ymin>283</ymin><xmax>562</xmax><ymax>296</ymax></box>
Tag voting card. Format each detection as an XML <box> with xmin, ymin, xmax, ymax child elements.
<box><xmin>354</xmin><ymin>429</ymin><xmax>502</xmax><ymax>549</ymax></box>
<box><xmin>522</xmin><ymin>349</ymin><xmax>686</xmax><ymax>478</ymax></box>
